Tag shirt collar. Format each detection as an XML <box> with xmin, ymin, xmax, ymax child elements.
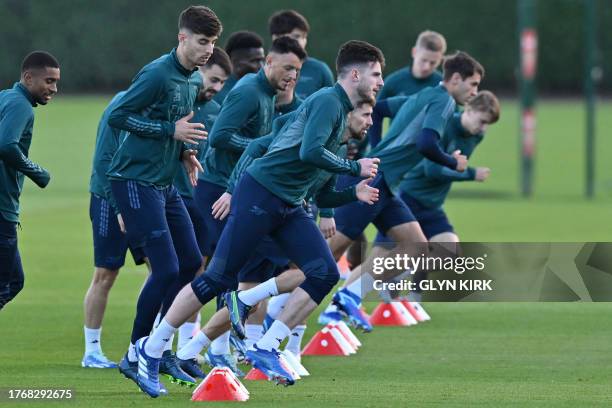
<box><xmin>170</xmin><ymin>48</ymin><xmax>198</xmax><ymax>77</ymax></box>
<box><xmin>256</xmin><ymin>69</ymin><xmax>277</xmax><ymax>96</ymax></box>
<box><xmin>333</xmin><ymin>83</ymin><xmax>354</xmax><ymax>113</ymax></box>
<box><xmin>15</xmin><ymin>82</ymin><xmax>37</xmax><ymax>107</ymax></box>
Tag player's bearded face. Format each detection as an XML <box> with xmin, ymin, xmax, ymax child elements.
<box><xmin>348</xmin><ymin>105</ymin><xmax>374</xmax><ymax>140</ymax></box>
<box><xmin>356</xmin><ymin>62</ymin><xmax>384</xmax><ymax>100</ymax></box>
<box><xmin>25</xmin><ymin>67</ymin><xmax>60</xmax><ymax>105</ymax></box>
<box><xmin>199</xmin><ymin>65</ymin><xmax>228</xmax><ymax>101</ymax></box>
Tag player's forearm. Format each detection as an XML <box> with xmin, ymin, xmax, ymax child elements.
<box><xmin>0</xmin><ymin>143</ymin><xmax>50</xmax><ymax>187</ymax></box>
<box><xmin>108</xmin><ymin>109</ymin><xmax>174</xmax><ymax>139</ymax></box>
<box><xmin>417</xmin><ymin>128</ymin><xmax>457</xmax><ymax>169</ymax></box>
<box><xmin>299</xmin><ymin>145</ymin><xmax>360</xmax><ymax>176</ymax></box>
<box><xmin>209</xmin><ymin>129</ymin><xmax>251</xmax><ymax>152</ymax></box>
<box><xmin>315</xmin><ymin>186</ymin><xmax>357</xmax><ymax>208</ymax></box>
<box><xmin>424</xmin><ymin>162</ymin><xmax>475</xmax><ymax>181</ymax></box>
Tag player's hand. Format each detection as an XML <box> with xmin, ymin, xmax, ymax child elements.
<box><xmin>212</xmin><ymin>192</ymin><xmax>231</xmax><ymax>220</ymax></box>
<box><xmin>319</xmin><ymin>217</ymin><xmax>336</xmax><ymax>238</ymax></box>
<box><xmin>182</xmin><ymin>149</ymin><xmax>203</xmax><ymax>187</ymax></box>
<box><xmin>356</xmin><ymin>178</ymin><xmax>379</xmax><ymax>205</ymax></box>
<box><xmin>174</xmin><ymin>111</ymin><xmax>207</xmax><ymax>145</ymax></box>
<box><xmin>357</xmin><ymin>157</ymin><xmax>380</xmax><ymax>178</ymax></box>
<box><xmin>452</xmin><ymin>150</ymin><xmax>468</xmax><ymax>172</ymax></box>
<box><xmin>117</xmin><ymin>213</ymin><xmax>126</xmax><ymax>234</ymax></box>
<box><xmin>475</xmin><ymin>167</ymin><xmax>491</xmax><ymax>182</ymax></box>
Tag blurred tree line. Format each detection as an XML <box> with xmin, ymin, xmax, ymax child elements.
<box><xmin>0</xmin><ymin>0</ymin><xmax>609</xmax><ymax>94</ymax></box>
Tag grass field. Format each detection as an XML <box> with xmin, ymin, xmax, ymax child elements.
<box><xmin>1</xmin><ymin>96</ymin><xmax>612</xmax><ymax>407</ymax></box>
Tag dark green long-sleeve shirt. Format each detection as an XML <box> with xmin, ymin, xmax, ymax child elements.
<box><xmin>229</xmin><ymin>111</ymin><xmax>356</xmax><ymax>213</ymax></box>
<box><xmin>400</xmin><ymin>113</ymin><xmax>483</xmax><ymax>209</ymax></box>
<box><xmin>295</xmin><ymin>57</ymin><xmax>334</xmax><ymax>99</ymax></box>
<box><xmin>106</xmin><ymin>49</ymin><xmax>202</xmax><ymax>187</ymax></box>
<box><xmin>200</xmin><ymin>69</ymin><xmax>276</xmax><ymax>189</ymax></box>
<box><xmin>89</xmin><ymin>92</ymin><xmax>126</xmax><ymax>212</ymax></box>
<box><xmin>173</xmin><ymin>98</ymin><xmax>221</xmax><ymax>198</ymax></box>
<box><xmin>368</xmin><ymin>84</ymin><xmax>456</xmax><ymax>194</ymax></box>
<box><xmin>247</xmin><ymin>83</ymin><xmax>361</xmax><ymax>206</ymax></box>
<box><xmin>377</xmin><ymin>67</ymin><xmax>442</xmax><ymax>100</ymax></box>
<box><xmin>0</xmin><ymin>83</ymin><xmax>50</xmax><ymax>223</ymax></box>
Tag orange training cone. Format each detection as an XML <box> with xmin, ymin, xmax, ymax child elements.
<box><xmin>326</xmin><ymin>323</ymin><xmax>360</xmax><ymax>350</ymax></box>
<box><xmin>337</xmin><ymin>254</ymin><xmax>351</xmax><ymax>280</ymax></box>
<box><xmin>301</xmin><ymin>327</ymin><xmax>351</xmax><ymax>356</ymax></box>
<box><xmin>191</xmin><ymin>367</ymin><xmax>249</xmax><ymax>402</ymax></box>
<box><xmin>369</xmin><ymin>302</ymin><xmax>411</xmax><ymax>326</ymax></box>
<box><xmin>245</xmin><ymin>367</ymin><xmax>269</xmax><ymax>381</ymax></box>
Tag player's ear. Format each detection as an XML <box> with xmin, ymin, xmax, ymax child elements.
<box><xmin>411</xmin><ymin>47</ymin><xmax>417</xmax><ymax>59</ymax></box>
<box><xmin>178</xmin><ymin>31</ymin><xmax>187</xmax><ymax>44</ymax></box>
<box><xmin>351</xmin><ymin>67</ymin><xmax>360</xmax><ymax>82</ymax></box>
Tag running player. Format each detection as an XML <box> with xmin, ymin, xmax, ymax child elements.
<box><xmin>106</xmin><ymin>5</ymin><xmax>222</xmax><ymax>391</ymax></box>
<box><xmin>0</xmin><ymin>51</ymin><xmax>59</xmax><ymax>310</ymax></box>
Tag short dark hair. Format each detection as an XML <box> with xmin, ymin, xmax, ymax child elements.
<box><xmin>225</xmin><ymin>31</ymin><xmax>264</xmax><ymax>57</ymax></box>
<box><xmin>21</xmin><ymin>51</ymin><xmax>59</xmax><ymax>73</ymax></box>
<box><xmin>443</xmin><ymin>51</ymin><xmax>485</xmax><ymax>81</ymax></box>
<box><xmin>268</xmin><ymin>10</ymin><xmax>310</xmax><ymax>36</ymax></box>
<box><xmin>269</xmin><ymin>37</ymin><xmax>307</xmax><ymax>61</ymax></box>
<box><xmin>355</xmin><ymin>96</ymin><xmax>376</xmax><ymax>109</ymax></box>
<box><xmin>467</xmin><ymin>90</ymin><xmax>500</xmax><ymax>123</ymax></box>
<box><xmin>336</xmin><ymin>40</ymin><xmax>385</xmax><ymax>76</ymax></box>
<box><xmin>178</xmin><ymin>6</ymin><xmax>222</xmax><ymax>37</ymax></box>
<box><xmin>205</xmin><ymin>47</ymin><xmax>232</xmax><ymax>76</ymax></box>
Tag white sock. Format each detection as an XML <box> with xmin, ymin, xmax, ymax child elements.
<box><xmin>245</xmin><ymin>324</ymin><xmax>264</xmax><ymax>350</ymax></box>
<box><xmin>238</xmin><ymin>278</ymin><xmax>279</xmax><ymax>306</ymax></box>
<box><xmin>127</xmin><ymin>343</ymin><xmax>137</xmax><ymax>362</ymax></box>
<box><xmin>267</xmin><ymin>294</ymin><xmax>290</xmax><ymax>319</ymax></box>
<box><xmin>209</xmin><ymin>331</ymin><xmax>230</xmax><ymax>355</ymax></box>
<box><xmin>285</xmin><ymin>325</ymin><xmax>306</xmax><ymax>356</ymax></box>
<box><xmin>163</xmin><ymin>333</ymin><xmax>174</xmax><ymax>353</ymax></box>
<box><xmin>176</xmin><ymin>331</ymin><xmax>211</xmax><ymax>360</ymax></box>
<box><xmin>178</xmin><ymin>322</ymin><xmax>197</xmax><ymax>350</ymax></box>
<box><xmin>346</xmin><ymin>273</ymin><xmax>375</xmax><ymax>300</ymax></box>
<box><xmin>84</xmin><ymin>326</ymin><xmax>102</xmax><ymax>354</ymax></box>
<box><xmin>153</xmin><ymin>313</ymin><xmax>161</xmax><ymax>329</ymax></box>
<box><xmin>324</xmin><ymin>302</ymin><xmax>339</xmax><ymax>314</ymax></box>
<box><xmin>144</xmin><ymin>319</ymin><xmax>176</xmax><ymax>358</ymax></box>
<box><xmin>256</xmin><ymin>320</ymin><xmax>291</xmax><ymax>351</ymax></box>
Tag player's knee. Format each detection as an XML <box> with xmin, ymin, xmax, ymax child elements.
<box><xmin>93</xmin><ymin>267</ymin><xmax>119</xmax><ymax>290</ymax></box>
<box><xmin>191</xmin><ymin>272</ymin><xmax>227</xmax><ymax>306</ymax></box>
<box><xmin>300</xmin><ymin>257</ymin><xmax>340</xmax><ymax>304</ymax></box>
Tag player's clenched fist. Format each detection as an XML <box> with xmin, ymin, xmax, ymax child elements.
<box><xmin>452</xmin><ymin>150</ymin><xmax>468</xmax><ymax>172</ymax></box>
<box><xmin>174</xmin><ymin>111</ymin><xmax>207</xmax><ymax>145</ymax></box>
<box><xmin>357</xmin><ymin>157</ymin><xmax>380</xmax><ymax>178</ymax></box>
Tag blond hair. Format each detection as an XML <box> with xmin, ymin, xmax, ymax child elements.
<box><xmin>415</xmin><ymin>30</ymin><xmax>447</xmax><ymax>54</ymax></box>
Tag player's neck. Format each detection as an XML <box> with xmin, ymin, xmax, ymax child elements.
<box><xmin>337</xmin><ymin>79</ymin><xmax>361</xmax><ymax>108</ymax></box>
<box><xmin>176</xmin><ymin>46</ymin><xmax>196</xmax><ymax>71</ymax></box>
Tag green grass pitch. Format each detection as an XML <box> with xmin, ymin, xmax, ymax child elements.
<box><xmin>1</xmin><ymin>96</ymin><xmax>612</xmax><ymax>407</ymax></box>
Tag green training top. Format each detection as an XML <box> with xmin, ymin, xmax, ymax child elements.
<box><xmin>173</xmin><ymin>98</ymin><xmax>221</xmax><ymax>198</ymax></box>
<box><xmin>212</xmin><ymin>74</ymin><xmax>238</xmax><ymax>105</ymax></box>
<box><xmin>400</xmin><ymin>112</ymin><xmax>483</xmax><ymax>209</ymax></box>
<box><xmin>106</xmin><ymin>48</ymin><xmax>202</xmax><ymax>187</ymax></box>
<box><xmin>229</xmin><ymin>111</ymin><xmax>355</xmax><ymax>215</ymax></box>
<box><xmin>377</xmin><ymin>66</ymin><xmax>442</xmax><ymax>100</ymax></box>
<box><xmin>89</xmin><ymin>91</ymin><xmax>126</xmax><ymax>212</ymax></box>
<box><xmin>368</xmin><ymin>84</ymin><xmax>455</xmax><ymax>194</ymax></box>
<box><xmin>200</xmin><ymin>69</ymin><xmax>276</xmax><ymax>189</ymax></box>
<box><xmin>295</xmin><ymin>57</ymin><xmax>334</xmax><ymax>99</ymax></box>
<box><xmin>247</xmin><ymin>83</ymin><xmax>361</xmax><ymax>206</ymax></box>
<box><xmin>0</xmin><ymin>83</ymin><xmax>51</xmax><ymax>223</ymax></box>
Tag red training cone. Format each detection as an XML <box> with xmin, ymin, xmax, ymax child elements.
<box><xmin>326</xmin><ymin>323</ymin><xmax>360</xmax><ymax>350</ymax></box>
<box><xmin>301</xmin><ymin>327</ymin><xmax>351</xmax><ymax>356</ymax></box>
<box><xmin>245</xmin><ymin>367</ymin><xmax>269</xmax><ymax>381</ymax></box>
<box><xmin>369</xmin><ymin>302</ymin><xmax>412</xmax><ymax>326</ymax></box>
<box><xmin>191</xmin><ymin>367</ymin><xmax>249</xmax><ymax>402</ymax></box>
<box><xmin>337</xmin><ymin>254</ymin><xmax>351</xmax><ymax>280</ymax></box>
